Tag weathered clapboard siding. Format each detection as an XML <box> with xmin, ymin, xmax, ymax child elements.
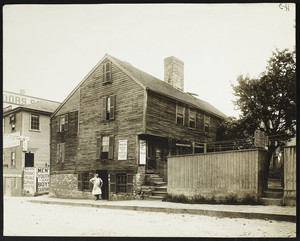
<box><xmin>76</xmin><ymin>59</ymin><xmax>145</xmax><ymax>172</ymax></box>
<box><xmin>50</xmin><ymin>111</ymin><xmax>78</xmax><ymax>173</ymax></box>
<box><xmin>283</xmin><ymin>146</ymin><xmax>296</xmax><ymax>206</ymax></box>
<box><xmin>168</xmin><ymin>149</ymin><xmax>268</xmax><ymax>200</ymax></box>
<box><xmin>145</xmin><ymin>90</ymin><xmax>222</xmax><ymax>142</ymax></box>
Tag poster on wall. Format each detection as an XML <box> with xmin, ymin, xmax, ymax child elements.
<box><xmin>3</xmin><ymin>131</ymin><xmax>21</xmax><ymax>148</ymax></box>
<box><xmin>23</xmin><ymin>167</ymin><xmax>36</xmax><ymax>194</ymax></box>
<box><xmin>118</xmin><ymin>140</ymin><xmax>128</xmax><ymax>160</ymax></box>
<box><xmin>37</xmin><ymin>168</ymin><xmax>50</xmax><ymax>193</ymax></box>
<box><xmin>139</xmin><ymin>140</ymin><xmax>146</xmax><ymax>165</ymax></box>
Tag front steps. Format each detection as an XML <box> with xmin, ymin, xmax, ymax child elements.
<box><xmin>145</xmin><ymin>172</ymin><xmax>167</xmax><ymax>201</ymax></box>
<box><xmin>261</xmin><ymin>178</ymin><xmax>283</xmax><ymax>206</ymax></box>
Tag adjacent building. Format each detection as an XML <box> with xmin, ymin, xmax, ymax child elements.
<box><xmin>3</xmin><ymin>100</ymin><xmax>60</xmax><ymax>196</ymax></box>
<box><xmin>50</xmin><ymin>54</ymin><xmax>227</xmax><ymax>200</ymax></box>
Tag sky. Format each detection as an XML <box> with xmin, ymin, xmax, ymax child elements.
<box><xmin>3</xmin><ymin>3</ymin><xmax>295</xmax><ymax>118</ymax></box>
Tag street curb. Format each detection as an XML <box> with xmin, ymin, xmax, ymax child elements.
<box><xmin>28</xmin><ymin>199</ymin><xmax>296</xmax><ymax>223</ymax></box>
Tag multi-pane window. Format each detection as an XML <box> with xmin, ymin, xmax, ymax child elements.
<box><xmin>30</xmin><ymin>114</ymin><xmax>40</xmax><ymax>130</ymax></box>
<box><xmin>82</xmin><ymin>173</ymin><xmax>90</xmax><ymax>190</ymax></box>
<box><xmin>102</xmin><ymin>95</ymin><xmax>116</xmax><ymax>121</ymax></box>
<box><xmin>204</xmin><ymin>115</ymin><xmax>210</xmax><ymax>133</ymax></box>
<box><xmin>96</xmin><ymin>136</ymin><xmax>114</xmax><ymax>160</ymax></box>
<box><xmin>189</xmin><ymin>108</ymin><xmax>196</xmax><ymax>129</ymax></box>
<box><xmin>103</xmin><ymin>62</ymin><xmax>112</xmax><ymax>83</ymax></box>
<box><xmin>176</xmin><ymin>104</ymin><xmax>185</xmax><ymax>125</ymax></box>
<box><xmin>58</xmin><ymin>114</ymin><xmax>68</xmax><ymax>132</ymax></box>
<box><xmin>56</xmin><ymin>143</ymin><xmax>65</xmax><ymax>163</ymax></box>
<box><xmin>11</xmin><ymin>152</ymin><xmax>15</xmax><ymax>167</ymax></box>
<box><xmin>116</xmin><ymin>174</ymin><xmax>127</xmax><ymax>193</ymax></box>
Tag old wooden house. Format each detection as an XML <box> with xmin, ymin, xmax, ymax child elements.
<box><xmin>50</xmin><ymin>54</ymin><xmax>227</xmax><ymax>200</ymax></box>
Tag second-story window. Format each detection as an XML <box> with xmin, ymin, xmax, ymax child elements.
<box><xmin>176</xmin><ymin>103</ymin><xmax>185</xmax><ymax>125</ymax></box>
<box><xmin>58</xmin><ymin>114</ymin><xmax>68</xmax><ymax>132</ymax></box>
<box><xmin>96</xmin><ymin>136</ymin><xmax>114</xmax><ymax>160</ymax></box>
<box><xmin>102</xmin><ymin>95</ymin><xmax>116</xmax><ymax>121</ymax></box>
<box><xmin>204</xmin><ymin>114</ymin><xmax>210</xmax><ymax>133</ymax></box>
<box><xmin>103</xmin><ymin>62</ymin><xmax>112</xmax><ymax>83</ymax></box>
<box><xmin>30</xmin><ymin>114</ymin><xmax>40</xmax><ymax>130</ymax></box>
<box><xmin>189</xmin><ymin>108</ymin><xmax>196</xmax><ymax>129</ymax></box>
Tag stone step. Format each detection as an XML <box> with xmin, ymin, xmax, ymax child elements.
<box><xmin>153</xmin><ymin>181</ymin><xmax>167</xmax><ymax>186</ymax></box>
<box><xmin>151</xmin><ymin>177</ymin><xmax>164</xmax><ymax>182</ymax></box>
<box><xmin>268</xmin><ymin>186</ymin><xmax>283</xmax><ymax>192</ymax></box>
<box><xmin>264</xmin><ymin>191</ymin><xmax>283</xmax><ymax>198</ymax></box>
<box><xmin>260</xmin><ymin>197</ymin><xmax>282</xmax><ymax>206</ymax></box>
<box><xmin>149</xmin><ymin>195</ymin><xmax>165</xmax><ymax>200</ymax></box>
<box><xmin>152</xmin><ymin>191</ymin><xmax>167</xmax><ymax>196</ymax></box>
<box><xmin>154</xmin><ymin>186</ymin><xmax>167</xmax><ymax>192</ymax></box>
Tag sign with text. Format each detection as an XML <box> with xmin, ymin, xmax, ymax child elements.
<box><xmin>3</xmin><ymin>132</ymin><xmax>21</xmax><ymax>149</ymax></box>
<box><xmin>23</xmin><ymin>167</ymin><xmax>36</xmax><ymax>195</ymax></box>
<box><xmin>118</xmin><ymin>140</ymin><xmax>128</xmax><ymax>160</ymax></box>
<box><xmin>37</xmin><ymin>168</ymin><xmax>49</xmax><ymax>193</ymax></box>
<box><xmin>139</xmin><ymin>140</ymin><xmax>146</xmax><ymax>165</ymax></box>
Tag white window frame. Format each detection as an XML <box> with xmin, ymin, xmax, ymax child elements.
<box><xmin>30</xmin><ymin>113</ymin><xmax>40</xmax><ymax>131</ymax></box>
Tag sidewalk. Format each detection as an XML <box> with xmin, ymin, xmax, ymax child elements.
<box><xmin>13</xmin><ymin>195</ymin><xmax>296</xmax><ymax>223</ymax></box>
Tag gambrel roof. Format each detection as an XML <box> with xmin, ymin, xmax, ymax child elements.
<box><xmin>52</xmin><ymin>54</ymin><xmax>227</xmax><ymax>119</ymax></box>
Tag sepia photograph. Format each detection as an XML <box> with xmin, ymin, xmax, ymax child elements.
<box><xmin>2</xmin><ymin>2</ymin><xmax>296</xmax><ymax>237</ymax></box>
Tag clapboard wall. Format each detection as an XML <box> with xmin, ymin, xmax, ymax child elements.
<box><xmin>168</xmin><ymin>149</ymin><xmax>268</xmax><ymax>200</ymax></box>
<box><xmin>283</xmin><ymin>146</ymin><xmax>296</xmax><ymax>206</ymax></box>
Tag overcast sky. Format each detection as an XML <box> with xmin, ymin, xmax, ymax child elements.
<box><xmin>3</xmin><ymin>3</ymin><xmax>295</xmax><ymax>117</ymax></box>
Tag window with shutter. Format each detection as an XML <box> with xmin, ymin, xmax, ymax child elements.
<box><xmin>204</xmin><ymin>115</ymin><xmax>210</xmax><ymax>133</ymax></box>
<box><xmin>58</xmin><ymin>114</ymin><xmax>69</xmax><ymax>132</ymax></box>
<box><xmin>126</xmin><ymin>173</ymin><xmax>133</xmax><ymax>194</ymax></box>
<box><xmin>56</xmin><ymin>143</ymin><xmax>60</xmax><ymax>163</ymax></box>
<box><xmin>116</xmin><ymin>173</ymin><xmax>127</xmax><ymax>193</ymax></box>
<box><xmin>102</xmin><ymin>95</ymin><xmax>116</xmax><ymax>121</ymax></box>
<box><xmin>110</xmin><ymin>95</ymin><xmax>115</xmax><ymax>120</ymax></box>
<box><xmin>110</xmin><ymin>173</ymin><xmax>116</xmax><ymax>193</ymax></box>
<box><xmin>108</xmin><ymin>136</ymin><xmax>114</xmax><ymax>159</ymax></box>
<box><xmin>61</xmin><ymin>143</ymin><xmax>65</xmax><ymax>163</ymax></box>
<box><xmin>176</xmin><ymin>104</ymin><xmax>185</xmax><ymax>125</ymax></box>
<box><xmin>96</xmin><ymin>137</ymin><xmax>102</xmax><ymax>159</ymax></box>
<box><xmin>102</xmin><ymin>62</ymin><xmax>112</xmax><ymax>83</ymax></box>
<box><xmin>189</xmin><ymin>108</ymin><xmax>196</xmax><ymax>129</ymax></box>
<box><xmin>78</xmin><ymin>173</ymin><xmax>83</xmax><ymax>191</ymax></box>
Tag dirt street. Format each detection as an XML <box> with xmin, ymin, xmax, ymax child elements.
<box><xmin>3</xmin><ymin>197</ymin><xmax>296</xmax><ymax>237</ymax></box>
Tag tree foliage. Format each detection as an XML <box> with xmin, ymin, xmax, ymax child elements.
<box><xmin>232</xmin><ymin>48</ymin><xmax>296</xmax><ymax>140</ymax></box>
<box><xmin>217</xmin><ymin>48</ymin><xmax>296</xmax><ymax>166</ymax></box>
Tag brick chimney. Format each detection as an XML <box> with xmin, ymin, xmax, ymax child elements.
<box><xmin>164</xmin><ymin>56</ymin><xmax>184</xmax><ymax>91</ymax></box>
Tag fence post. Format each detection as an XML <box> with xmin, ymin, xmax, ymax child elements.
<box><xmin>204</xmin><ymin>143</ymin><xmax>207</xmax><ymax>153</ymax></box>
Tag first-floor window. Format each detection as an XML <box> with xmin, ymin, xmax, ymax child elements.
<box><xmin>30</xmin><ymin>114</ymin><xmax>40</xmax><ymax>130</ymax></box>
<box><xmin>56</xmin><ymin>143</ymin><xmax>65</xmax><ymax>163</ymax></box>
<box><xmin>116</xmin><ymin>174</ymin><xmax>127</xmax><ymax>193</ymax></box>
<box><xmin>78</xmin><ymin>172</ymin><xmax>94</xmax><ymax>191</ymax></box>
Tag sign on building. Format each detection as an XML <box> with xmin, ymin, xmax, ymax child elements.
<box><xmin>3</xmin><ymin>132</ymin><xmax>21</xmax><ymax>148</ymax></box>
<box><xmin>139</xmin><ymin>140</ymin><xmax>146</xmax><ymax>165</ymax></box>
<box><xmin>23</xmin><ymin>167</ymin><xmax>36</xmax><ymax>195</ymax></box>
<box><xmin>118</xmin><ymin>140</ymin><xmax>128</xmax><ymax>160</ymax></box>
<box><xmin>37</xmin><ymin>168</ymin><xmax>49</xmax><ymax>193</ymax></box>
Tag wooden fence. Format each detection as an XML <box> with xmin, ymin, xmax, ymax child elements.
<box><xmin>283</xmin><ymin>146</ymin><xmax>296</xmax><ymax>206</ymax></box>
<box><xmin>168</xmin><ymin>149</ymin><xmax>268</xmax><ymax>201</ymax></box>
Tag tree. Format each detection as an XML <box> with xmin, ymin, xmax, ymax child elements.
<box><xmin>227</xmin><ymin>48</ymin><xmax>296</xmax><ymax>177</ymax></box>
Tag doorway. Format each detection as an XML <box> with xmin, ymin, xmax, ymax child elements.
<box><xmin>96</xmin><ymin>170</ymin><xmax>108</xmax><ymax>200</ymax></box>
<box><xmin>25</xmin><ymin>153</ymin><xmax>34</xmax><ymax>167</ymax></box>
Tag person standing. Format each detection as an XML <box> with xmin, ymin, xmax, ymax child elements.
<box><xmin>90</xmin><ymin>173</ymin><xmax>103</xmax><ymax>200</ymax></box>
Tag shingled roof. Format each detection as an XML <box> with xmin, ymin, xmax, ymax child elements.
<box><xmin>53</xmin><ymin>54</ymin><xmax>227</xmax><ymax>119</ymax></box>
<box><xmin>4</xmin><ymin>100</ymin><xmax>60</xmax><ymax>116</ymax></box>
<box><xmin>108</xmin><ymin>54</ymin><xmax>227</xmax><ymax>119</ymax></box>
